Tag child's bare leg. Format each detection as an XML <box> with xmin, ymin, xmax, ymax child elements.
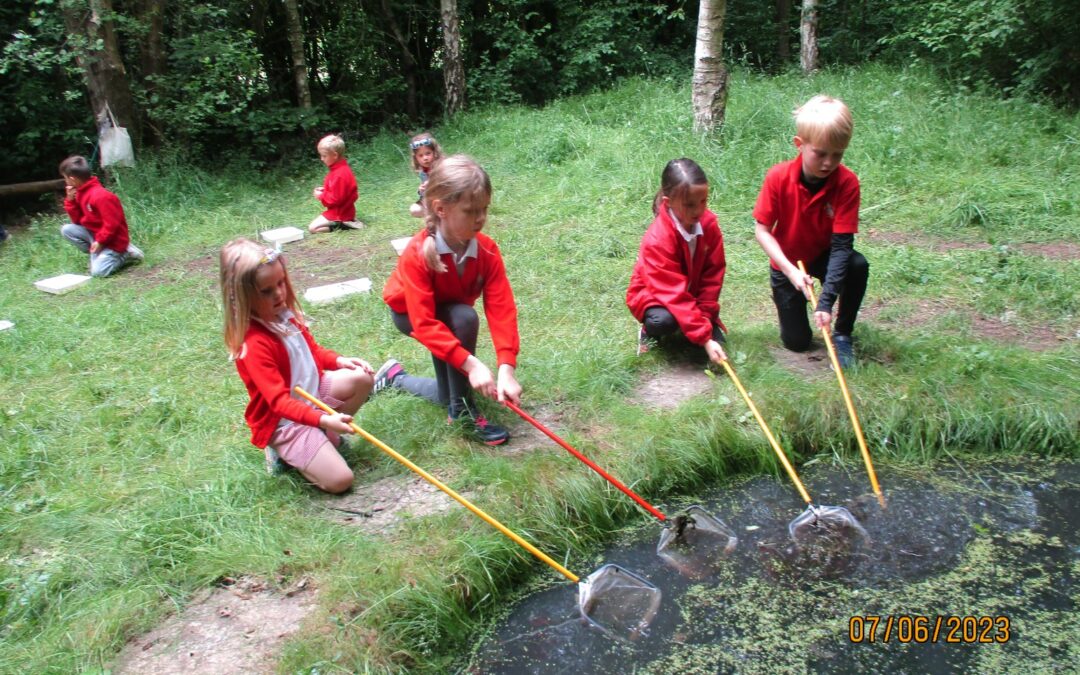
<box><xmin>309</xmin><ymin>215</ymin><xmax>333</xmax><ymax>233</ymax></box>
<box><xmin>327</xmin><ymin>367</ymin><xmax>374</xmax><ymax>415</ymax></box>
<box><xmin>301</xmin><ymin>442</ymin><xmax>354</xmax><ymax>493</ymax></box>
<box><xmin>409</xmin><ymin>202</ymin><xmax>425</xmax><ymax>218</ymax></box>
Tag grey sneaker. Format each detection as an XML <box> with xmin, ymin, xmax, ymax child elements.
<box><xmin>340</xmin><ymin>220</ymin><xmax>365</xmax><ymax>230</ymax></box>
<box><xmin>265</xmin><ymin>446</ymin><xmax>286</xmax><ymax>475</ymax></box>
<box><xmin>832</xmin><ymin>334</ymin><xmax>855</xmax><ymax>370</ymax></box>
<box><xmin>372</xmin><ymin>359</ymin><xmax>404</xmax><ymax>395</ymax></box>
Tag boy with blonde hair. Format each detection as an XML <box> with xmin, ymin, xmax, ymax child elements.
<box><xmin>752</xmin><ymin>95</ymin><xmax>869</xmax><ymax>368</ymax></box>
<box><xmin>309</xmin><ymin>134</ymin><xmax>362</xmax><ymax>233</ymax></box>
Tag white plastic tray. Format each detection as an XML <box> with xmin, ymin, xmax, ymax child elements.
<box><xmin>303</xmin><ymin>278</ymin><xmax>372</xmax><ymax>305</ymax></box>
<box><xmin>34</xmin><ymin>274</ymin><xmax>92</xmax><ymax>295</ymax></box>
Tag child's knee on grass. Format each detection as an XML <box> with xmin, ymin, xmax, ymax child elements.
<box><xmin>302</xmin><ymin>442</ymin><xmax>354</xmax><ymax>494</ymax></box>
<box><xmin>308</xmin><ymin>215</ymin><xmax>332</xmax><ymax>233</ymax></box>
<box><xmin>329</xmin><ymin>367</ymin><xmax>375</xmax><ymax>413</ymax></box>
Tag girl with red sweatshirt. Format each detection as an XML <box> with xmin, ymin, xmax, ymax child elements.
<box><xmin>626</xmin><ymin>158</ymin><xmax>728</xmax><ymax>364</ymax></box>
<box><xmin>221</xmin><ymin>238</ymin><xmax>376</xmax><ymax>493</ymax></box>
<box><xmin>377</xmin><ymin>155</ymin><xmax>521</xmax><ymax>446</ymax></box>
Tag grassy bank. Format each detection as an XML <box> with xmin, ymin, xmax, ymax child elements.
<box><xmin>1</xmin><ymin>63</ymin><xmax>1077</xmax><ymax>672</ymax></box>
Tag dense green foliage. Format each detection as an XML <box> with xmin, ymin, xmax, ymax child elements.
<box><xmin>1</xmin><ymin>66</ymin><xmax>1077</xmax><ymax>671</ymax></box>
<box><xmin>2</xmin><ymin>0</ymin><xmax>1078</xmax><ymax>187</ymax></box>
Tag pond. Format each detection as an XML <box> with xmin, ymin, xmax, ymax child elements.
<box><xmin>466</xmin><ymin>459</ymin><xmax>1079</xmax><ymax>673</ymax></box>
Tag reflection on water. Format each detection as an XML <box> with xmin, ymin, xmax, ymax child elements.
<box><xmin>467</xmin><ymin>461</ymin><xmax>1078</xmax><ymax>674</ymax></box>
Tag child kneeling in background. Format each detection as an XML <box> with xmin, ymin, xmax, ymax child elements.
<box><xmin>309</xmin><ymin>134</ymin><xmax>362</xmax><ymax>233</ymax></box>
<box><xmin>220</xmin><ymin>238</ymin><xmax>376</xmax><ymax>492</ymax></box>
<box><xmin>627</xmin><ymin>158</ymin><xmax>728</xmax><ymax>365</ymax></box>
<box><xmin>59</xmin><ymin>155</ymin><xmax>145</xmax><ymax>277</ymax></box>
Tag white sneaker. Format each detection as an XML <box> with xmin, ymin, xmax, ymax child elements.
<box><xmin>126</xmin><ymin>243</ymin><xmax>145</xmax><ymax>263</ymax></box>
<box><xmin>340</xmin><ymin>220</ymin><xmax>364</xmax><ymax>230</ymax></box>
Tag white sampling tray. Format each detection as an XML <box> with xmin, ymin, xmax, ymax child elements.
<box><xmin>34</xmin><ymin>274</ymin><xmax>92</xmax><ymax>295</ymax></box>
<box><xmin>260</xmin><ymin>227</ymin><xmax>305</xmax><ymax>249</ymax></box>
<box><xmin>391</xmin><ymin>237</ymin><xmax>412</xmax><ymax>256</ymax></box>
<box><xmin>303</xmin><ymin>278</ymin><xmax>372</xmax><ymax>305</ymax></box>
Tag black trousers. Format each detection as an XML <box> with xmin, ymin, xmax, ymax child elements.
<box><xmin>770</xmin><ymin>249</ymin><xmax>868</xmax><ymax>351</ymax></box>
<box><xmin>642</xmin><ymin>306</ymin><xmax>725</xmax><ymax>343</ymax></box>
<box><xmin>391</xmin><ymin>304</ymin><xmax>478</xmax><ymax>419</ymax></box>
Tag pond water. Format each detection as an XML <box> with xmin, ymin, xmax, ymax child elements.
<box><xmin>466</xmin><ymin>459</ymin><xmax>1078</xmax><ymax>673</ymax></box>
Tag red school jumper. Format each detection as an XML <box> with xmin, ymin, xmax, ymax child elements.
<box><xmin>626</xmin><ymin>207</ymin><xmax>727</xmax><ymax>346</ymax></box>
<box><xmin>235</xmin><ymin>318</ymin><xmax>341</xmax><ymax>449</ymax></box>
<box><xmin>383</xmin><ymin>230</ymin><xmax>519</xmax><ymax>370</ymax></box>
<box><xmin>62</xmin><ymin>176</ymin><xmax>131</xmax><ymax>253</ymax></box>
<box><xmin>319</xmin><ymin>158</ymin><xmax>358</xmax><ymax>222</ymax></box>
<box><xmin>752</xmin><ymin>156</ymin><xmax>860</xmax><ymax>269</ymax></box>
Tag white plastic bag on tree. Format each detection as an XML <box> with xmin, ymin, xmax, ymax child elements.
<box><xmin>98</xmin><ymin>104</ymin><xmax>135</xmax><ymax>167</ymax></box>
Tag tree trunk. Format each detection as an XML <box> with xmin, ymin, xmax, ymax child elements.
<box><xmin>63</xmin><ymin>0</ymin><xmax>139</xmax><ymax>140</ymax></box>
<box><xmin>775</xmin><ymin>0</ymin><xmax>791</xmax><ymax>64</ymax></box>
<box><xmin>283</xmin><ymin>0</ymin><xmax>313</xmax><ymax>108</ymax></box>
<box><xmin>692</xmin><ymin>0</ymin><xmax>728</xmax><ymax>133</ymax></box>
<box><xmin>440</xmin><ymin>0</ymin><xmax>465</xmax><ymax>116</ymax></box>
<box><xmin>138</xmin><ymin>0</ymin><xmax>166</xmax><ymax>145</ymax></box>
<box><xmin>800</xmin><ymin>0</ymin><xmax>819</xmax><ymax>74</ymax></box>
<box><xmin>380</xmin><ymin>0</ymin><xmax>419</xmax><ymax>120</ymax></box>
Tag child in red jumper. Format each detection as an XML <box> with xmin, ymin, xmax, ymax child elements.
<box><xmin>308</xmin><ymin>135</ymin><xmax>362</xmax><ymax>233</ymax></box>
<box><xmin>59</xmin><ymin>155</ymin><xmax>144</xmax><ymax>277</ymax></box>
<box><xmin>221</xmin><ymin>238</ymin><xmax>376</xmax><ymax>493</ymax></box>
<box><xmin>377</xmin><ymin>155</ymin><xmax>521</xmax><ymax>446</ymax></box>
<box><xmin>627</xmin><ymin>158</ymin><xmax>728</xmax><ymax>365</ymax></box>
<box><xmin>752</xmin><ymin>95</ymin><xmax>868</xmax><ymax>369</ymax></box>
<box><xmin>408</xmin><ymin>132</ymin><xmax>443</xmax><ymax>218</ymax></box>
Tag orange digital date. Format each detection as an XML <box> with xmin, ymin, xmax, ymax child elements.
<box><xmin>849</xmin><ymin>615</ymin><xmax>1010</xmax><ymax>644</ymax></box>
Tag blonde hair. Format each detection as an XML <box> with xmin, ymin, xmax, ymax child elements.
<box><xmin>794</xmin><ymin>95</ymin><xmax>853</xmax><ymax>149</ymax></box>
<box><xmin>220</xmin><ymin>238</ymin><xmax>304</xmax><ymax>359</ymax></box>
<box><xmin>317</xmin><ymin>134</ymin><xmax>346</xmax><ymax>156</ymax></box>
<box><xmin>420</xmin><ymin>155</ymin><xmax>492</xmax><ymax>273</ymax></box>
<box><xmin>409</xmin><ymin>132</ymin><xmax>443</xmax><ymax>172</ymax></box>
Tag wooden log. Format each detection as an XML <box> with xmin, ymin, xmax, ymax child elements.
<box><xmin>0</xmin><ymin>179</ymin><xmax>65</xmax><ymax>199</ymax></box>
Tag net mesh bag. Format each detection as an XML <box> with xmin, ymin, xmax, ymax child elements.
<box><xmin>578</xmin><ymin>564</ymin><xmax>661</xmax><ymax>641</ymax></box>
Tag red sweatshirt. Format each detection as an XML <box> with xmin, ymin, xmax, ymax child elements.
<box><xmin>235</xmin><ymin>318</ymin><xmax>341</xmax><ymax>448</ymax></box>
<box><xmin>383</xmin><ymin>230</ymin><xmax>519</xmax><ymax>369</ymax></box>
<box><xmin>319</xmin><ymin>159</ymin><xmax>358</xmax><ymax>222</ymax></box>
<box><xmin>626</xmin><ymin>207</ymin><xmax>727</xmax><ymax>345</ymax></box>
<box><xmin>62</xmin><ymin>176</ymin><xmax>130</xmax><ymax>253</ymax></box>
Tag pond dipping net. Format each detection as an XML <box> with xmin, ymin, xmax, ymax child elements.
<box><xmin>789</xmin><ymin>504</ymin><xmax>869</xmax><ymax>547</ymax></box>
<box><xmin>655</xmin><ymin>505</ymin><xmax>739</xmax><ymax>579</ymax></box>
<box><xmin>577</xmin><ymin>564</ymin><xmax>662</xmax><ymax>641</ymax></box>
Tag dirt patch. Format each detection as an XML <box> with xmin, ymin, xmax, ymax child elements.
<box><xmin>502</xmin><ymin>404</ymin><xmax>568</xmax><ymax>456</ymax></box>
<box><xmin>634</xmin><ymin>362</ymin><xmax>715</xmax><ymax>409</ymax></box>
<box><xmin>121</xmin><ymin>236</ymin><xmax>381</xmax><ymax>290</ymax></box>
<box><xmin>112</xmin><ymin>575</ymin><xmax>316</xmax><ymax>675</ymax></box>
<box><xmin>767</xmin><ymin>343</ymin><xmax>832</xmax><ymax>377</ymax></box>
<box><xmin>861</xmin><ymin>298</ymin><xmax>1071</xmax><ymax>351</ymax></box>
<box><xmin>862</xmin><ymin>229</ymin><xmax>1080</xmax><ymax>261</ymax></box>
<box><xmin>318</xmin><ymin>474</ymin><xmax>472</xmax><ymax>535</ymax></box>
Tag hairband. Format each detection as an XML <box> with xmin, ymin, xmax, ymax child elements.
<box><xmin>259</xmin><ymin>248</ymin><xmax>280</xmax><ymax>265</ymax></box>
<box><xmin>410</xmin><ymin>138</ymin><xmax>434</xmax><ymax>150</ymax></box>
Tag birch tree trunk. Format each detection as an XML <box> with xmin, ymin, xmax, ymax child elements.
<box><xmin>440</xmin><ymin>0</ymin><xmax>466</xmax><ymax>116</ymax></box>
<box><xmin>63</xmin><ymin>0</ymin><xmax>138</xmax><ymax>138</ymax></box>
<box><xmin>800</xmin><ymin>0</ymin><xmax>819</xmax><ymax>74</ymax></box>
<box><xmin>692</xmin><ymin>0</ymin><xmax>728</xmax><ymax>133</ymax></box>
<box><xmin>283</xmin><ymin>0</ymin><xmax>312</xmax><ymax>108</ymax></box>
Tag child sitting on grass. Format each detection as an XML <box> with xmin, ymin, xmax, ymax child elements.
<box><xmin>59</xmin><ymin>155</ymin><xmax>144</xmax><ymax>277</ymax></box>
<box><xmin>752</xmin><ymin>95</ymin><xmax>869</xmax><ymax>369</ymax></box>
<box><xmin>309</xmin><ymin>134</ymin><xmax>362</xmax><ymax>233</ymax></box>
<box><xmin>376</xmin><ymin>155</ymin><xmax>522</xmax><ymax>446</ymax></box>
<box><xmin>627</xmin><ymin>158</ymin><xmax>728</xmax><ymax>365</ymax></box>
<box><xmin>408</xmin><ymin>132</ymin><xmax>442</xmax><ymax>218</ymax></box>
<box><xmin>220</xmin><ymin>237</ymin><xmax>378</xmax><ymax>493</ymax></box>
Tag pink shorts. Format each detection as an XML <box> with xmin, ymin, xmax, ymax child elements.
<box><xmin>268</xmin><ymin>376</ymin><xmax>344</xmax><ymax>471</ymax></box>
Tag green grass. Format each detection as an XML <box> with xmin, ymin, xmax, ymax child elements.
<box><xmin>1</xmin><ymin>63</ymin><xmax>1078</xmax><ymax>672</ymax></box>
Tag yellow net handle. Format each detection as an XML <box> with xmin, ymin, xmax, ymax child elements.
<box><xmin>797</xmin><ymin>261</ymin><xmax>885</xmax><ymax>508</ymax></box>
<box><xmin>294</xmin><ymin>386</ymin><xmax>579</xmax><ymax>582</ymax></box>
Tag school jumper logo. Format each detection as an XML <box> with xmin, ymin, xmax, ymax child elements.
<box><xmin>825</xmin><ymin>203</ymin><xmax>834</xmax><ymax>218</ymax></box>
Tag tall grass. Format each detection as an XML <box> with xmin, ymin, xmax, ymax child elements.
<box><xmin>0</xmin><ymin>64</ymin><xmax>1077</xmax><ymax>672</ymax></box>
